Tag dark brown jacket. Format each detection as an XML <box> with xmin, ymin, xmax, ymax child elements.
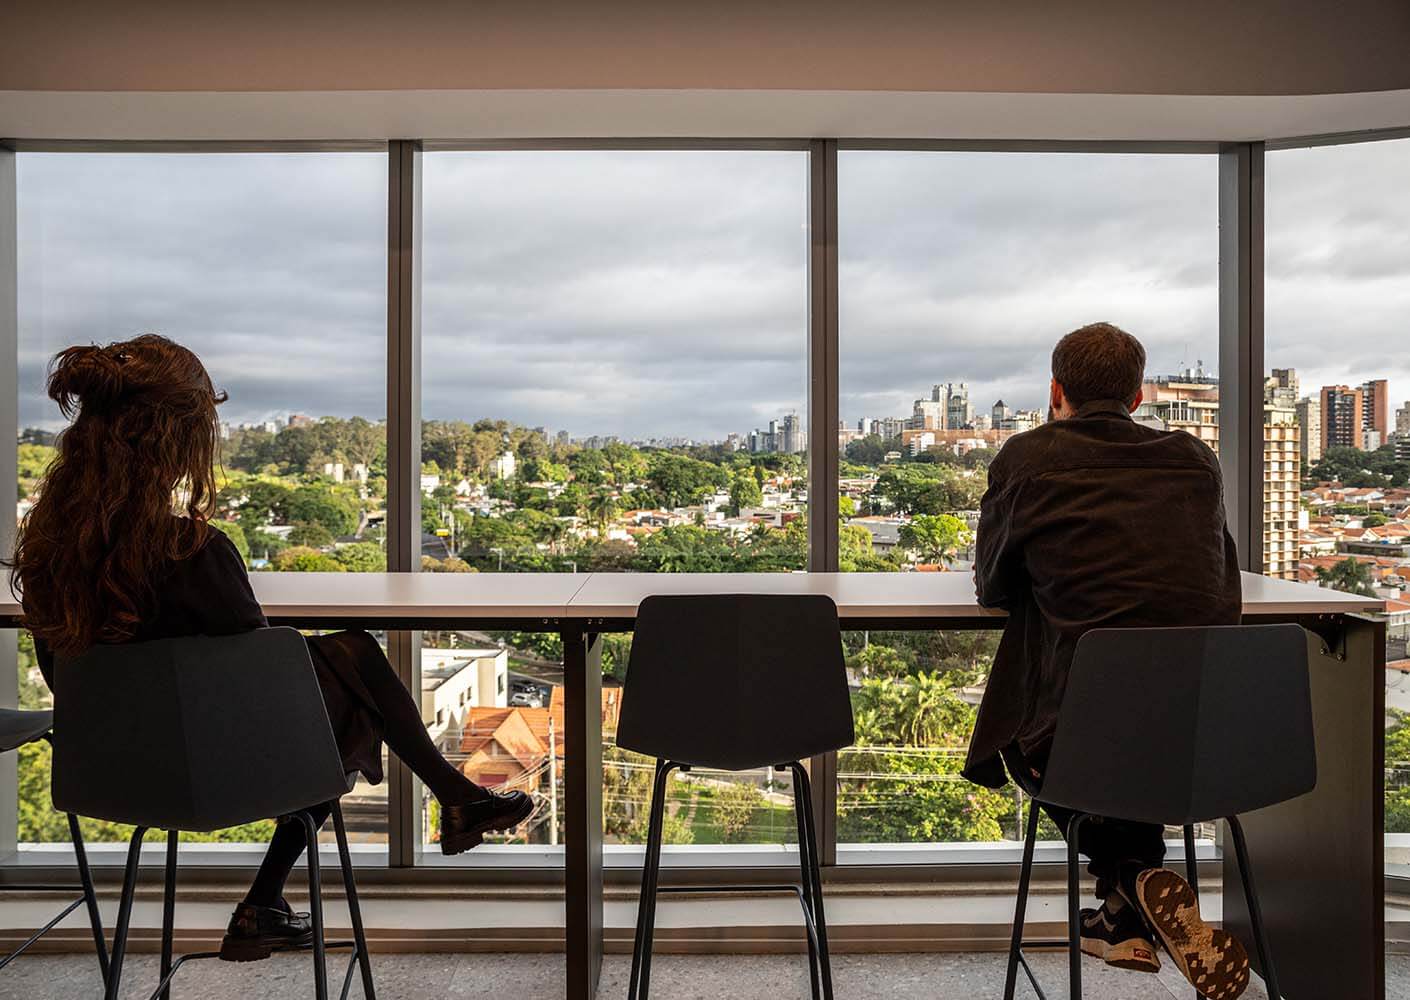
<box><xmin>964</xmin><ymin>399</ymin><xmax>1242</xmax><ymax>788</ymax></box>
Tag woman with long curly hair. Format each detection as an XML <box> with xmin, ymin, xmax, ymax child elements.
<box><xmin>12</xmin><ymin>334</ymin><xmax>532</xmax><ymax>961</ymax></box>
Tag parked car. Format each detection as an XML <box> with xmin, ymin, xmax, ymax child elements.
<box><xmin>509</xmin><ymin>691</ymin><xmax>544</xmax><ymax>708</ymax></box>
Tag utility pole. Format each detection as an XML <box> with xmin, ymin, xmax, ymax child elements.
<box><xmin>548</xmin><ymin>715</ymin><xmax>559</xmax><ymax>846</ymax></box>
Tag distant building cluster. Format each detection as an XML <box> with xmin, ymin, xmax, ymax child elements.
<box><xmin>747</xmin><ymin>413</ymin><xmax>806</xmax><ymax>455</ymax></box>
<box><xmin>838</xmin><ymin>381</ymin><xmax>1044</xmax><ymax>457</ymax></box>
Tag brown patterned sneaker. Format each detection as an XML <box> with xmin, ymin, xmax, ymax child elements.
<box><xmin>1135</xmin><ymin>868</ymin><xmax>1250</xmax><ymax>999</ymax></box>
<box><xmin>1080</xmin><ymin>894</ymin><xmax>1161</xmax><ymax>973</ymax></box>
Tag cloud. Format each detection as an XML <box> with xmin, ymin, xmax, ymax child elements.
<box><xmin>15</xmin><ymin>141</ymin><xmax>1410</xmax><ymax>438</ymax></box>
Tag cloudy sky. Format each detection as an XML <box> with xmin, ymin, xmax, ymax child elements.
<box><xmin>15</xmin><ymin>141</ymin><xmax>1410</xmax><ymax>438</ymax></box>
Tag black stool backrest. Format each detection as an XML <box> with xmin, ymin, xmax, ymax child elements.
<box><xmin>1038</xmin><ymin>624</ymin><xmax>1315</xmax><ymax>826</ymax></box>
<box><xmin>51</xmin><ymin>627</ymin><xmax>351</xmax><ymax>831</ymax></box>
<box><xmin>616</xmin><ymin>594</ymin><xmax>854</xmax><ymax>770</ymax></box>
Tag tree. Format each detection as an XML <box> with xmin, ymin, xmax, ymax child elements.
<box><xmin>713</xmin><ymin>781</ymin><xmax>764</xmax><ymax>843</ymax></box>
<box><xmin>729</xmin><ymin>470</ymin><xmax>763</xmax><ymax>514</ymax></box>
<box><xmin>1315</xmin><ymin>557</ymin><xmax>1377</xmax><ymax>597</ymax></box>
<box><xmin>873</xmin><ymin>465</ymin><xmax>985</xmax><ymax>516</ymax></box>
<box><xmin>17</xmin><ymin>442</ymin><xmax>55</xmax><ymax>498</ymax></box>
<box><xmin>898</xmin><ymin>513</ymin><xmax>973</xmax><ymax>566</ymax></box>
<box><xmin>285</xmin><ymin>486</ymin><xmax>359</xmax><ymax>537</ymax></box>
<box><xmin>839</xmin><ymin>672</ymin><xmax>1014</xmax><ymax>843</ymax></box>
<box><xmin>271</xmin><ymin>546</ymin><xmax>346</xmax><ymax>572</ymax></box>
<box><xmin>287</xmin><ymin>521</ymin><xmax>335</xmax><ymax>548</ymax></box>
<box><xmin>333</xmin><ymin>541</ymin><xmax>388</xmax><ymax>573</ymax></box>
<box><xmin>845</xmin><ymin>435</ymin><xmax>887</xmax><ymax>466</ymax></box>
<box><xmin>421</xmin><ymin>555</ymin><xmax>476</xmax><ymax>573</ymax></box>
<box><xmin>587</xmin><ymin>492</ymin><xmax>619</xmax><ymax>539</ymax></box>
<box><xmin>848</xmin><ymin>643</ymin><xmax>913</xmax><ymax>680</ymax></box>
<box><xmin>210</xmin><ymin>520</ymin><xmax>251</xmax><ymax>564</ymax></box>
<box><xmin>644</xmin><ymin>453</ymin><xmax>731</xmax><ymax>509</ymax></box>
<box><xmin>603</xmin><ymin>745</ymin><xmax>655</xmax><ymax>840</ymax></box>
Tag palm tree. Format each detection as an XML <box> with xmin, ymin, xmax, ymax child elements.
<box><xmin>587</xmin><ymin>491</ymin><xmax>619</xmax><ymax>539</ymax></box>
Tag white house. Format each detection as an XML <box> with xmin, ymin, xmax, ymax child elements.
<box><xmin>420</xmin><ymin>647</ymin><xmax>509</xmax><ymax>749</ymax></box>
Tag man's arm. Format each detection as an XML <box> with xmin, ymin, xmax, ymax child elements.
<box><xmin>973</xmin><ymin>456</ymin><xmax>1027</xmax><ymax>610</ymax></box>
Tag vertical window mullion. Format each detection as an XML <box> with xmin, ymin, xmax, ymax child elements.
<box><xmin>807</xmin><ymin>139</ymin><xmax>840</xmax><ymax>865</ymax></box>
<box><xmin>1217</xmin><ymin>142</ymin><xmax>1266</xmax><ymax>571</ymax></box>
<box><xmin>0</xmin><ymin>145</ymin><xmax>18</xmax><ymax>859</ymax></box>
<box><xmin>386</xmin><ymin>140</ymin><xmax>423</xmax><ymax>868</ymax></box>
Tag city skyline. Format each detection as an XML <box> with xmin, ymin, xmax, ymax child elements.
<box><xmin>14</xmin><ymin>141</ymin><xmax>1410</xmax><ymax>437</ymax></box>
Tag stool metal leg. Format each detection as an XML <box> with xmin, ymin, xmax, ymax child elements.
<box><xmin>159</xmin><ymin>831</ymin><xmax>179</xmax><ymax>1000</ymax></box>
<box><xmin>791</xmin><ymin>763</ymin><xmax>834</xmax><ymax>1000</ymax></box>
<box><xmin>790</xmin><ymin>765</ymin><xmax>822</xmax><ymax>1000</ymax></box>
<box><xmin>1065</xmin><ymin>814</ymin><xmax>1088</xmax><ymax>1000</ymax></box>
<box><xmin>67</xmin><ymin>813</ymin><xmax>110</xmax><ymax>986</ymax></box>
<box><xmin>297</xmin><ymin>811</ymin><xmax>329</xmax><ymax>1000</ymax></box>
<box><xmin>104</xmin><ymin>825</ymin><xmax>148</xmax><ymax>1000</ymax></box>
<box><xmin>1003</xmin><ymin>798</ymin><xmax>1042</xmax><ymax>1000</ymax></box>
<box><xmin>1183</xmin><ymin>824</ymin><xmax>1200</xmax><ymax>1000</ymax></box>
<box><xmin>1226</xmin><ymin>816</ymin><xmax>1282</xmax><ymax>1000</ymax></box>
<box><xmin>629</xmin><ymin>760</ymin><xmax>676</xmax><ymax>1000</ymax></box>
<box><xmin>331</xmin><ymin>801</ymin><xmax>377</xmax><ymax>1000</ymax></box>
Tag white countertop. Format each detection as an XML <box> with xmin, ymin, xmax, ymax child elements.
<box><xmin>0</xmin><ymin>570</ymin><xmax>1379</xmax><ymax>623</ymax></box>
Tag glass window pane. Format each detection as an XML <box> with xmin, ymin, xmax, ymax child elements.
<box><xmin>15</xmin><ymin>151</ymin><xmax>388</xmax><ymax>854</ymax></box>
<box><xmin>837</xmin><ymin>150</ymin><xmax>1218</xmax><ymax>850</ymax></box>
<box><xmin>1263</xmin><ymin>137</ymin><xmax>1410</xmax><ymax>874</ymax></box>
<box><xmin>416</xmin><ymin>150</ymin><xmax>809</xmax><ymax>859</ymax></box>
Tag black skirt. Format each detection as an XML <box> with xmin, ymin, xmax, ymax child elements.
<box><xmin>304</xmin><ymin>630</ymin><xmax>388</xmax><ymax>785</ymax></box>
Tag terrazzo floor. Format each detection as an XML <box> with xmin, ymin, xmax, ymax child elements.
<box><xmin>7</xmin><ymin>950</ymin><xmax>1402</xmax><ymax>1000</ymax></box>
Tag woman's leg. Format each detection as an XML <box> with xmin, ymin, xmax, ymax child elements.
<box><xmin>344</xmin><ymin>634</ymin><xmax>488</xmax><ymax>805</ymax></box>
<box><xmin>244</xmin><ymin>804</ymin><xmax>332</xmax><ymax>907</ymax></box>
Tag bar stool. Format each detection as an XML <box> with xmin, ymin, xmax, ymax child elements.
<box><xmin>1003</xmin><ymin>624</ymin><xmax>1315</xmax><ymax>1000</ymax></box>
<box><xmin>0</xmin><ymin>708</ymin><xmax>109</xmax><ymax>987</ymax></box>
<box><xmin>617</xmin><ymin>594</ymin><xmax>855</xmax><ymax>1000</ymax></box>
<box><xmin>52</xmin><ymin>627</ymin><xmax>377</xmax><ymax>1000</ymax></box>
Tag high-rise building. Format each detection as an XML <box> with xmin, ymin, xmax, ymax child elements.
<box><xmin>1262</xmin><ymin>388</ymin><xmax>1301</xmax><ymax>582</ymax></box>
<box><xmin>858</xmin><ymin>416</ymin><xmax>906</xmax><ymax>440</ymax></box>
<box><xmin>780</xmin><ymin>413</ymin><xmax>806</xmax><ymax>454</ymax></box>
<box><xmin>1268</xmin><ymin>368</ymin><xmax>1299</xmax><ymax>407</ymax></box>
<box><xmin>749</xmin><ymin>413</ymin><xmax>806</xmax><ymax>455</ymax></box>
<box><xmin>909</xmin><ymin>386</ymin><xmax>946</xmax><ymax>430</ymax></box>
<box><xmin>1320</xmin><ymin>385</ymin><xmax>1364</xmax><ymax>451</ymax></box>
<box><xmin>945</xmin><ymin>383</ymin><xmax>972</xmax><ymax>429</ymax></box>
<box><xmin>1135</xmin><ymin>371</ymin><xmax>1299</xmax><ymax>580</ymax></box>
<box><xmin>1296</xmin><ymin>396</ymin><xmax>1322</xmax><ymax>467</ymax></box>
<box><xmin>991</xmin><ymin>399</ymin><xmax>1011</xmax><ymax>424</ymax></box>
<box><xmin>1397</xmin><ymin>402</ymin><xmax>1410</xmax><ymax>439</ymax></box>
<box><xmin>1134</xmin><ymin>372</ymin><xmax>1219</xmax><ymax>449</ymax></box>
<box><xmin>1360</xmin><ymin>379</ymin><xmax>1389</xmax><ymax>447</ymax></box>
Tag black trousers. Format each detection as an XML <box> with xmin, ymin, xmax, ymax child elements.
<box><xmin>1003</xmin><ymin>744</ymin><xmax>1166</xmax><ymax>899</ymax></box>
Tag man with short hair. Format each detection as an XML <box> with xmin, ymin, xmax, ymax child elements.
<box><xmin>967</xmin><ymin>322</ymin><xmax>1249</xmax><ymax>998</ymax></box>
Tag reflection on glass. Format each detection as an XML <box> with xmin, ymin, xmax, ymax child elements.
<box><xmin>416</xmin><ymin>150</ymin><xmax>810</xmax><ymax>851</ymax></box>
<box><xmin>836</xmin><ymin>150</ymin><xmax>1218</xmax><ymax>844</ymax></box>
<box><xmin>15</xmin><ymin>151</ymin><xmax>388</xmax><ymax>846</ymax></box>
<box><xmin>1263</xmin><ymin>138</ymin><xmax>1410</xmax><ymax>868</ymax></box>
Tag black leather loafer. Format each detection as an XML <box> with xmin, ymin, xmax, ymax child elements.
<box><xmin>219</xmin><ymin>899</ymin><xmax>315</xmax><ymax>962</ymax></box>
<box><xmin>440</xmin><ymin>790</ymin><xmax>536</xmax><ymax>855</ymax></box>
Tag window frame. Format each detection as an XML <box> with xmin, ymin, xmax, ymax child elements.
<box><xmin>1</xmin><ymin>129</ymin><xmax>1404</xmax><ymax>890</ymax></box>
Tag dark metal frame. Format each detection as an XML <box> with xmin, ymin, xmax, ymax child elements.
<box><xmin>629</xmin><ymin>759</ymin><xmax>833</xmax><ymax>1000</ymax></box>
<box><xmin>101</xmin><ymin>801</ymin><xmax>375</xmax><ymax>1000</ymax></box>
<box><xmin>0</xmin><ymin>130</ymin><xmax>1403</xmax><ymax>1000</ymax></box>
<box><xmin>0</xmin><ymin>739</ymin><xmax>107</xmax><ymax>985</ymax></box>
<box><xmin>1002</xmin><ymin>799</ymin><xmax>1282</xmax><ymax>1000</ymax></box>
